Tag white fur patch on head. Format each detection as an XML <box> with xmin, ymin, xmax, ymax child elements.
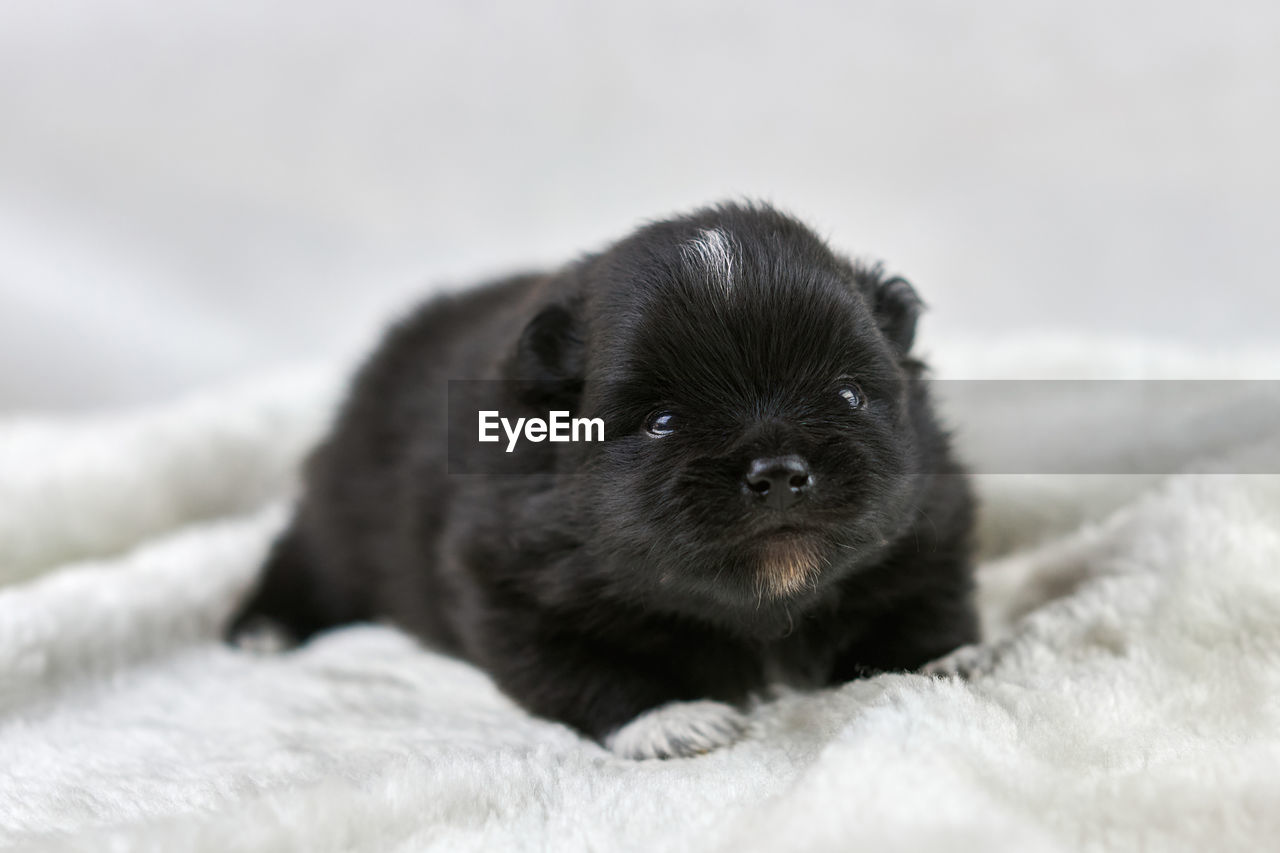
<box><xmin>605</xmin><ymin>700</ymin><xmax>748</xmax><ymax>760</ymax></box>
<box><xmin>683</xmin><ymin>227</ymin><xmax>737</xmax><ymax>293</ymax></box>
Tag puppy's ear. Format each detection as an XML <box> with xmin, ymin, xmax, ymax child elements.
<box><xmin>513</xmin><ymin>302</ymin><xmax>585</xmax><ymax>404</ymax></box>
<box><xmin>871</xmin><ymin>276</ymin><xmax>923</xmax><ymax>353</ymax></box>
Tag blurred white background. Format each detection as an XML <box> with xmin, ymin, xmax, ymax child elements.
<box><xmin>1</xmin><ymin>1</ymin><xmax>1276</xmax><ymax>412</ymax></box>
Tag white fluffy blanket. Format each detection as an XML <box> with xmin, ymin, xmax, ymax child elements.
<box><xmin>3</xmin><ymin>339</ymin><xmax>1279</xmax><ymax>852</ymax></box>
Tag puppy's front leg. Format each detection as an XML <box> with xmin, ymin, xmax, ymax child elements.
<box><xmin>829</xmin><ymin>585</ymin><xmax>981</xmax><ymax>682</ymax></box>
<box><xmin>483</xmin><ymin>629</ymin><xmax>747</xmax><ymax>760</ymax></box>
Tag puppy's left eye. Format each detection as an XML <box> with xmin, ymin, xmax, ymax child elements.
<box><xmin>645</xmin><ymin>410</ymin><xmax>678</xmax><ymax>437</ymax></box>
<box><xmin>837</xmin><ymin>383</ymin><xmax>866</xmax><ymax>410</ymax></box>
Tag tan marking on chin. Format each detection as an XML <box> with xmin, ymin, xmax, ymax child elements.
<box><xmin>756</xmin><ymin>536</ymin><xmax>824</xmax><ymax>598</ymax></box>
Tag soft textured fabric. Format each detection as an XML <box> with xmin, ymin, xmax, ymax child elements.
<box><xmin>2</xmin><ymin>338</ymin><xmax>1278</xmax><ymax>852</ymax></box>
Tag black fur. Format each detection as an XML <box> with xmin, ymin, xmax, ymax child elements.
<box><xmin>227</xmin><ymin>202</ymin><xmax>978</xmax><ymax>745</ymax></box>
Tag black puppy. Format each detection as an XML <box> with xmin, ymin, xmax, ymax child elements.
<box><xmin>228</xmin><ymin>202</ymin><xmax>978</xmax><ymax>759</ymax></box>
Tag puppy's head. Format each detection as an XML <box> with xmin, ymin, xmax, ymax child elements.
<box><xmin>517</xmin><ymin>203</ymin><xmax>938</xmax><ymax>625</ymax></box>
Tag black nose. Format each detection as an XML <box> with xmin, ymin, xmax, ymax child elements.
<box><xmin>744</xmin><ymin>455</ymin><xmax>812</xmax><ymax>510</ymax></box>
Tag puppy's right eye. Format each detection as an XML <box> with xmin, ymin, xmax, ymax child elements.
<box><xmin>644</xmin><ymin>411</ymin><xmax>678</xmax><ymax>437</ymax></box>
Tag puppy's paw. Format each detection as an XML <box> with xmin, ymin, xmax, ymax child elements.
<box><xmin>228</xmin><ymin>616</ymin><xmax>295</xmax><ymax>655</ymax></box>
<box><xmin>606</xmin><ymin>700</ymin><xmax>747</xmax><ymax>760</ymax></box>
<box><xmin>921</xmin><ymin>643</ymin><xmax>992</xmax><ymax>680</ymax></box>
